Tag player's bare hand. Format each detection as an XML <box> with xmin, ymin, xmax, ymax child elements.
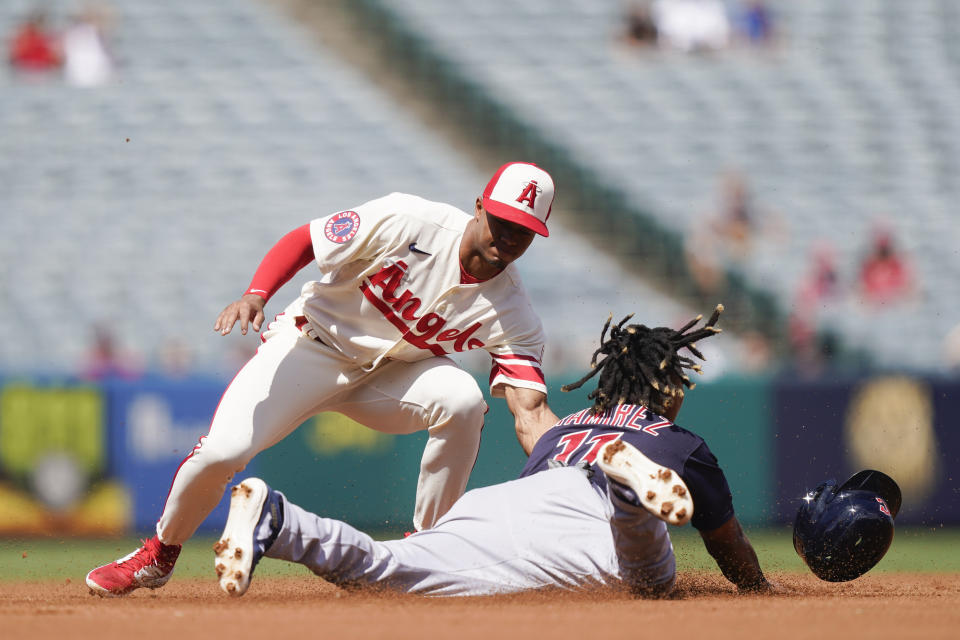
<box><xmin>214</xmin><ymin>294</ymin><xmax>266</xmax><ymax>336</ymax></box>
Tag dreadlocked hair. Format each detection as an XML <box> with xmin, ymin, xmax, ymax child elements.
<box><xmin>561</xmin><ymin>304</ymin><xmax>724</xmax><ymax>416</ymax></box>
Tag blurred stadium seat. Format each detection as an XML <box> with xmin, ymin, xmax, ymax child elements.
<box><xmin>373</xmin><ymin>0</ymin><xmax>959</xmax><ymax>372</ymax></box>
<box><xmin>0</xmin><ymin>0</ymin><xmax>704</xmax><ymax>377</ymax></box>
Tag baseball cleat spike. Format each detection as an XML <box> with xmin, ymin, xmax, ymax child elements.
<box><xmin>596</xmin><ymin>441</ymin><xmax>694</xmax><ymax>527</ymax></box>
<box><xmin>216</xmin><ymin>479</ymin><xmax>268</xmax><ymax>597</ymax></box>
<box><xmin>602</xmin><ymin>440</ymin><xmax>625</xmax><ymax>463</ymax></box>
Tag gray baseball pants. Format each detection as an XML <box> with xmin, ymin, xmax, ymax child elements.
<box><xmin>265</xmin><ymin>466</ymin><xmax>676</xmax><ymax>596</ymax></box>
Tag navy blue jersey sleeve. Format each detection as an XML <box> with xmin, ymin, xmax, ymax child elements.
<box><xmin>683</xmin><ymin>442</ymin><xmax>735</xmax><ymax>532</ymax></box>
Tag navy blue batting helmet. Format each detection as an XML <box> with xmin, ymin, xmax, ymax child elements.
<box><xmin>793</xmin><ymin>470</ymin><xmax>901</xmax><ymax>582</ymax></box>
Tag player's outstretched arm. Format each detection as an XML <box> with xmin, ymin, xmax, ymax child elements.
<box><xmin>699</xmin><ymin>515</ymin><xmax>774</xmax><ymax>593</ymax></box>
<box><xmin>503</xmin><ymin>386</ymin><xmax>559</xmax><ymax>454</ymax></box>
<box><xmin>214</xmin><ymin>224</ymin><xmax>316</xmax><ymax>337</ymax></box>
<box><xmin>215</xmin><ymin>294</ymin><xmax>267</xmax><ymax>336</ymax></box>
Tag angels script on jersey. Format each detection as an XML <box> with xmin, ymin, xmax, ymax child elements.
<box><xmin>358</xmin><ymin>260</ymin><xmax>485</xmax><ymax>356</ymax></box>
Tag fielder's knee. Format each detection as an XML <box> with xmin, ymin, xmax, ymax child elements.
<box><xmin>427</xmin><ymin>370</ymin><xmax>485</xmax><ymax>429</ymax></box>
<box><xmin>190</xmin><ymin>438</ymin><xmax>254</xmax><ymax>477</ymax></box>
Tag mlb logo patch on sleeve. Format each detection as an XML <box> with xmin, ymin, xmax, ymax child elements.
<box><xmin>324</xmin><ymin>211</ymin><xmax>361</xmax><ymax>244</ymax></box>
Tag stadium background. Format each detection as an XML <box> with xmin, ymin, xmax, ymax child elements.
<box><xmin>1</xmin><ymin>0</ymin><xmax>958</xmax><ymax>553</ymax></box>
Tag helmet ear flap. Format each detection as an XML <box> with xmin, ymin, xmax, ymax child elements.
<box><xmin>839</xmin><ymin>470</ymin><xmax>901</xmax><ymax>518</ymax></box>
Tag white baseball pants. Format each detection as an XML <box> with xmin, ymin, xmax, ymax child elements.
<box><xmin>157</xmin><ymin>314</ymin><xmax>486</xmax><ymax>544</ymax></box>
<box><xmin>265</xmin><ymin>466</ymin><xmax>676</xmax><ymax>596</ymax></box>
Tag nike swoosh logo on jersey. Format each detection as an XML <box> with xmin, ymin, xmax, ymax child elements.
<box><xmin>408</xmin><ymin>242</ymin><xmax>431</xmax><ymax>256</ymax></box>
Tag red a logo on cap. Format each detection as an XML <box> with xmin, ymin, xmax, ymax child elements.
<box><xmin>516</xmin><ymin>180</ymin><xmax>539</xmax><ymax>209</ymax></box>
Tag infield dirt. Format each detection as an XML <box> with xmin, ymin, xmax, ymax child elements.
<box><xmin>2</xmin><ymin>572</ymin><xmax>958</xmax><ymax>640</ymax></box>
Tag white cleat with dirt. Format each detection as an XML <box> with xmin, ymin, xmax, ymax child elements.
<box><xmin>596</xmin><ymin>440</ymin><xmax>694</xmax><ymax>526</ymax></box>
<box><xmin>214</xmin><ymin>478</ymin><xmax>269</xmax><ymax>597</ymax></box>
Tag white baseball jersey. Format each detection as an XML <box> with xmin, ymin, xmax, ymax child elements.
<box><xmin>289</xmin><ymin>192</ymin><xmax>547</xmax><ymax>397</ymax></box>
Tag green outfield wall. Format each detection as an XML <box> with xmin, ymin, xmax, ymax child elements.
<box><xmin>255</xmin><ymin>376</ymin><xmax>775</xmax><ymax>529</ymax></box>
<box><xmin>0</xmin><ymin>373</ymin><xmax>955</xmax><ymax>535</ymax></box>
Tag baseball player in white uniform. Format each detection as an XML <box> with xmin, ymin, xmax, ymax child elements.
<box><xmin>86</xmin><ymin>162</ymin><xmax>561</xmax><ymax>597</ymax></box>
<box><xmin>212</xmin><ymin>306</ymin><xmax>774</xmax><ymax>597</ymax></box>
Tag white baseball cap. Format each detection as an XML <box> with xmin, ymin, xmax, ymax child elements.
<box><xmin>481</xmin><ymin>161</ymin><xmax>554</xmax><ymax>237</ymax></box>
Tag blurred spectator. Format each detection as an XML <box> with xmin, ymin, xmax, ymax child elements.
<box><xmin>81</xmin><ymin>325</ymin><xmax>141</xmax><ymax>381</ymax></box>
<box><xmin>157</xmin><ymin>338</ymin><xmax>194</xmax><ymax>379</ymax></box>
<box><xmin>684</xmin><ymin>170</ymin><xmax>781</xmax><ymax>296</ymax></box>
<box><xmin>713</xmin><ymin>170</ymin><xmax>755</xmax><ymax>254</ymax></box>
<box><xmin>216</xmin><ymin>337</ymin><xmax>259</xmax><ymax>381</ymax></box>
<box><xmin>652</xmin><ymin>0</ymin><xmax>731</xmax><ymax>53</ymax></box>
<box><xmin>796</xmin><ymin>242</ymin><xmax>840</xmax><ymax>310</ymax></box>
<box><xmin>63</xmin><ymin>4</ymin><xmax>115</xmax><ymax>87</ymax></box>
<box><xmin>738</xmin><ymin>330</ymin><xmax>774</xmax><ymax>374</ymax></box>
<box><xmin>737</xmin><ymin>0</ymin><xmax>776</xmax><ymax>46</ymax></box>
<box><xmin>787</xmin><ymin>328</ymin><xmax>837</xmax><ymax>379</ymax></box>
<box><xmin>8</xmin><ymin>9</ymin><xmax>61</xmax><ymax>73</ymax></box>
<box><xmin>943</xmin><ymin>323</ymin><xmax>960</xmax><ymax>373</ymax></box>
<box><xmin>788</xmin><ymin>243</ymin><xmax>839</xmax><ymax>371</ymax></box>
<box><xmin>684</xmin><ymin>223</ymin><xmax>726</xmax><ymax>297</ymax></box>
<box><xmin>623</xmin><ymin>2</ymin><xmax>658</xmax><ymax>48</ymax></box>
<box><xmin>857</xmin><ymin>226</ymin><xmax>915</xmax><ymax>306</ymax></box>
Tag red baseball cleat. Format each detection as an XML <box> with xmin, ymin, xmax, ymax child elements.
<box><xmin>85</xmin><ymin>535</ymin><xmax>181</xmax><ymax>597</ymax></box>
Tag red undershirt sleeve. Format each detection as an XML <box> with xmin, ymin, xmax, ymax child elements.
<box><xmin>243</xmin><ymin>224</ymin><xmax>315</xmax><ymax>302</ymax></box>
